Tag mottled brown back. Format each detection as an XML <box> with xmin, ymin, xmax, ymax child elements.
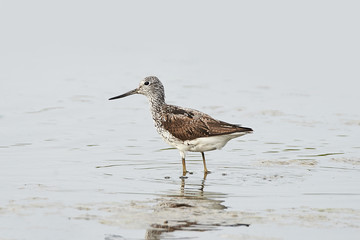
<box><xmin>161</xmin><ymin>105</ymin><xmax>253</xmax><ymax>141</ymax></box>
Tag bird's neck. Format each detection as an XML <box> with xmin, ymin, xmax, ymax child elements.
<box><xmin>148</xmin><ymin>96</ymin><xmax>166</xmax><ymax>127</ymax></box>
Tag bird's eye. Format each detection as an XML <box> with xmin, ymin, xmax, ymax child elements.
<box><xmin>144</xmin><ymin>81</ymin><xmax>150</xmax><ymax>86</ymax></box>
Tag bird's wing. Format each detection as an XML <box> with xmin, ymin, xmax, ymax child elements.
<box><xmin>161</xmin><ymin>105</ymin><xmax>252</xmax><ymax>141</ymax></box>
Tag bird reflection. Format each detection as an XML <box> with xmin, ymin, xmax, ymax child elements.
<box><xmin>145</xmin><ymin>173</ymin><xmax>243</xmax><ymax>240</ymax></box>
<box><xmin>180</xmin><ymin>172</ymin><xmax>208</xmax><ymax>194</ymax></box>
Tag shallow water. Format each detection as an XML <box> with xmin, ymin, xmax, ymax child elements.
<box><xmin>1</xmin><ymin>1</ymin><xmax>360</xmax><ymax>240</ymax></box>
<box><xmin>1</xmin><ymin>74</ymin><xmax>359</xmax><ymax>240</ymax></box>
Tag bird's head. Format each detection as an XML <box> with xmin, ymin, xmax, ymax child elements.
<box><xmin>109</xmin><ymin>76</ymin><xmax>165</xmax><ymax>101</ymax></box>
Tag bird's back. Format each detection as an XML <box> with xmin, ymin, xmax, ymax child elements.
<box><xmin>159</xmin><ymin>104</ymin><xmax>253</xmax><ymax>141</ymax></box>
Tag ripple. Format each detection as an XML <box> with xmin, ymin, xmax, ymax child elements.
<box><xmin>283</xmin><ymin>148</ymin><xmax>301</xmax><ymax>152</ymax></box>
<box><xmin>299</xmin><ymin>152</ymin><xmax>344</xmax><ymax>157</ymax></box>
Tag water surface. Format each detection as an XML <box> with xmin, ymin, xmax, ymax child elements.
<box><xmin>1</xmin><ymin>1</ymin><xmax>360</xmax><ymax>239</ymax></box>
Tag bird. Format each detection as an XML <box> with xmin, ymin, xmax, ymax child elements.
<box><xmin>109</xmin><ymin>76</ymin><xmax>253</xmax><ymax>176</ymax></box>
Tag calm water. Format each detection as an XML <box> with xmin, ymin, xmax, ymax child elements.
<box><xmin>1</xmin><ymin>1</ymin><xmax>360</xmax><ymax>239</ymax></box>
<box><xmin>1</xmin><ymin>75</ymin><xmax>359</xmax><ymax>240</ymax></box>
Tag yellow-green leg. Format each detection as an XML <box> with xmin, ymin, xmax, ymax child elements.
<box><xmin>201</xmin><ymin>152</ymin><xmax>210</xmax><ymax>173</ymax></box>
<box><xmin>182</xmin><ymin>157</ymin><xmax>187</xmax><ymax>176</ymax></box>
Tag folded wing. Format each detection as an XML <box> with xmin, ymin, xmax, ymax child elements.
<box><xmin>161</xmin><ymin>105</ymin><xmax>253</xmax><ymax>141</ymax></box>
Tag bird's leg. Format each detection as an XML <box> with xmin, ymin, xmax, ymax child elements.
<box><xmin>201</xmin><ymin>152</ymin><xmax>210</xmax><ymax>173</ymax></box>
<box><xmin>182</xmin><ymin>157</ymin><xmax>187</xmax><ymax>176</ymax></box>
<box><xmin>180</xmin><ymin>151</ymin><xmax>188</xmax><ymax>176</ymax></box>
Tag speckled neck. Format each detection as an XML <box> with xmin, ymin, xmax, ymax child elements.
<box><xmin>147</xmin><ymin>92</ymin><xmax>166</xmax><ymax>127</ymax></box>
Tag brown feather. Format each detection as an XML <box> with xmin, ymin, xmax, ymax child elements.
<box><xmin>161</xmin><ymin>105</ymin><xmax>253</xmax><ymax>141</ymax></box>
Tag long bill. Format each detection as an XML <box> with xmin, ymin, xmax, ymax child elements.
<box><xmin>108</xmin><ymin>88</ymin><xmax>138</xmax><ymax>100</ymax></box>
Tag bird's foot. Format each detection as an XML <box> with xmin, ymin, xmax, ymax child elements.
<box><xmin>203</xmin><ymin>171</ymin><xmax>211</xmax><ymax>179</ymax></box>
<box><xmin>179</xmin><ymin>170</ymin><xmax>193</xmax><ymax>179</ymax></box>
